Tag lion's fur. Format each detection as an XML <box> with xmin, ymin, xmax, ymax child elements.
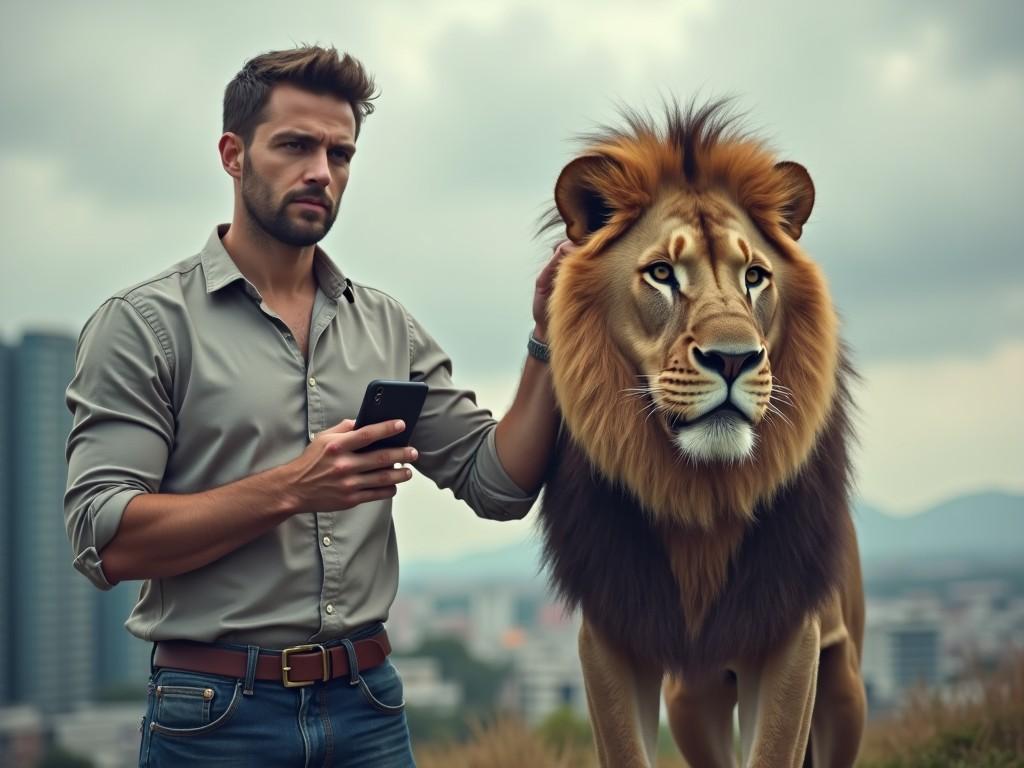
<box><xmin>544</xmin><ymin>101</ymin><xmax>841</xmax><ymax>532</ymax></box>
<box><xmin>539</xmin><ymin>100</ymin><xmax>865</xmax><ymax>767</ymax></box>
<box><xmin>539</xmin><ymin>365</ymin><xmax>856</xmax><ymax>672</ymax></box>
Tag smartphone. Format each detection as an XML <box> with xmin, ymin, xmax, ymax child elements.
<box><xmin>353</xmin><ymin>379</ymin><xmax>428</xmax><ymax>453</ymax></box>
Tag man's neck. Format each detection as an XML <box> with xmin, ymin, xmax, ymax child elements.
<box><xmin>221</xmin><ymin>215</ymin><xmax>317</xmax><ymax>299</ymax></box>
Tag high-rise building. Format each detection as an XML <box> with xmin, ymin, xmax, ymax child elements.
<box><xmin>862</xmin><ymin>597</ymin><xmax>943</xmax><ymax>709</ymax></box>
<box><xmin>0</xmin><ymin>343</ymin><xmax>13</xmax><ymax>706</ymax></box>
<box><xmin>96</xmin><ymin>582</ymin><xmax>151</xmax><ymax>698</ymax></box>
<box><xmin>2</xmin><ymin>328</ymin><xmax>174</xmax><ymax>713</ymax></box>
<box><xmin>9</xmin><ymin>331</ymin><xmax>95</xmax><ymax>713</ymax></box>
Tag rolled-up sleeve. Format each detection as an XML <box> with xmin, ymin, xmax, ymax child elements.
<box><xmin>64</xmin><ymin>297</ymin><xmax>175</xmax><ymax>589</ymax></box>
<box><xmin>404</xmin><ymin>311</ymin><xmax>537</xmax><ymax>521</ymax></box>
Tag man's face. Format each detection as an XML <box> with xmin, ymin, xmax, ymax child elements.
<box><xmin>239</xmin><ymin>84</ymin><xmax>357</xmax><ymax>247</ymax></box>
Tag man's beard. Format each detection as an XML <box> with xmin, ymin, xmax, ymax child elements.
<box><xmin>241</xmin><ymin>155</ymin><xmax>338</xmax><ymax>247</ymax></box>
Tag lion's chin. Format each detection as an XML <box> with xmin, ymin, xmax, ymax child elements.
<box><xmin>673</xmin><ymin>412</ymin><xmax>755</xmax><ymax>463</ymax></box>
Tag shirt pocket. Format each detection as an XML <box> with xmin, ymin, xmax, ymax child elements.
<box><xmin>150</xmin><ymin>670</ymin><xmax>242</xmax><ymax>737</ymax></box>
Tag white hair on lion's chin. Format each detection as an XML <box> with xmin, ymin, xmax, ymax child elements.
<box><xmin>674</xmin><ymin>417</ymin><xmax>755</xmax><ymax>463</ymax></box>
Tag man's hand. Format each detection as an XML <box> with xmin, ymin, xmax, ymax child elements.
<box><xmin>532</xmin><ymin>239</ymin><xmax>575</xmax><ymax>342</ymax></box>
<box><xmin>283</xmin><ymin>419</ymin><xmax>418</xmax><ymax>513</ymax></box>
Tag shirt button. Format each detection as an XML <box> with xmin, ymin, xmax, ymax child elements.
<box><xmin>308</xmin><ymin>376</ymin><xmax>317</xmax><ymax>388</ymax></box>
<box><xmin>322</xmin><ymin>536</ymin><xmax>332</xmax><ymax>547</ymax></box>
<box><xmin>325</xmin><ymin>604</ymin><xmax>334</xmax><ymax>615</ymax></box>
<box><xmin>309</xmin><ymin>431</ymin><xmax>316</xmax><ymax>442</ymax></box>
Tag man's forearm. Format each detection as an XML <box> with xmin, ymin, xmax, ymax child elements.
<box><xmin>97</xmin><ymin>419</ymin><xmax>416</xmax><ymax>585</ymax></box>
<box><xmin>99</xmin><ymin>465</ymin><xmax>298</xmax><ymax>584</ymax></box>
<box><xmin>494</xmin><ymin>351</ymin><xmax>559</xmax><ymax>494</ymax></box>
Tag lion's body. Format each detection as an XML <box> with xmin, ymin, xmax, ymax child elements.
<box><xmin>539</xmin><ymin>103</ymin><xmax>866</xmax><ymax>767</ymax></box>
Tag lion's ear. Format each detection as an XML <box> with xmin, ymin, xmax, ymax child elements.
<box><xmin>775</xmin><ymin>161</ymin><xmax>815</xmax><ymax>241</ymax></box>
<box><xmin>555</xmin><ymin>155</ymin><xmax>617</xmax><ymax>243</ymax></box>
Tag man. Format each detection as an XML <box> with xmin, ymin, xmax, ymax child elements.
<box><xmin>64</xmin><ymin>46</ymin><xmax>563</xmax><ymax>766</ymax></box>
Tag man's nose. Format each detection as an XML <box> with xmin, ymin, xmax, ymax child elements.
<box><xmin>303</xmin><ymin>150</ymin><xmax>331</xmax><ymax>187</ymax></box>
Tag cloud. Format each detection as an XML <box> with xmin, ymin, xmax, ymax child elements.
<box><xmin>3</xmin><ymin>2</ymin><xmax>1021</xmax><ymax>368</ymax></box>
<box><xmin>1</xmin><ymin>0</ymin><xmax>1022</xmax><ymax>512</ymax></box>
<box><xmin>854</xmin><ymin>340</ymin><xmax>1024</xmax><ymax>514</ymax></box>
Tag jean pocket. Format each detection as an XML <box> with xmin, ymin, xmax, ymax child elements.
<box><xmin>149</xmin><ymin>670</ymin><xmax>242</xmax><ymax>737</ymax></box>
<box><xmin>357</xmin><ymin>661</ymin><xmax>405</xmax><ymax>715</ymax></box>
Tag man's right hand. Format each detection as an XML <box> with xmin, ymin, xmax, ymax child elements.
<box><xmin>282</xmin><ymin>418</ymin><xmax>418</xmax><ymax>513</ymax></box>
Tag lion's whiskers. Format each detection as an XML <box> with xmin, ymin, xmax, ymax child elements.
<box><xmin>642</xmin><ymin>401</ymin><xmax>664</xmax><ymax>426</ymax></box>
<box><xmin>764</xmin><ymin>401</ymin><xmax>794</xmax><ymax>430</ymax></box>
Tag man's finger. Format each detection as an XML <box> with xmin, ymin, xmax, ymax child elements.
<box><xmin>349</xmin><ymin>467</ymin><xmax>414</xmax><ymax>490</ymax></box>
<box><xmin>343</xmin><ymin>419</ymin><xmax>406</xmax><ymax>451</ymax></box>
<box><xmin>319</xmin><ymin>419</ymin><xmax>356</xmax><ymax>437</ymax></box>
<box><xmin>538</xmin><ymin>240</ymin><xmax>573</xmax><ymax>286</ymax></box>
<box><xmin>553</xmin><ymin>239</ymin><xmax>575</xmax><ymax>261</ymax></box>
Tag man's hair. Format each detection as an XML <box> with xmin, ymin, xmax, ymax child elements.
<box><xmin>223</xmin><ymin>45</ymin><xmax>378</xmax><ymax>143</ymax></box>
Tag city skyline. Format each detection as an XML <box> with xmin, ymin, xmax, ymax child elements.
<box><xmin>0</xmin><ymin>328</ymin><xmax>1018</xmax><ymax>766</ymax></box>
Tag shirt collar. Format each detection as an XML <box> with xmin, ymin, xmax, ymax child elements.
<box><xmin>200</xmin><ymin>224</ymin><xmax>349</xmax><ymax>302</ymax></box>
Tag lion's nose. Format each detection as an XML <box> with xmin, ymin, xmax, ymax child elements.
<box><xmin>694</xmin><ymin>347</ymin><xmax>765</xmax><ymax>384</ymax></box>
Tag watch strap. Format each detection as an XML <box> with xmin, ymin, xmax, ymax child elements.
<box><xmin>527</xmin><ymin>333</ymin><xmax>550</xmax><ymax>363</ymax></box>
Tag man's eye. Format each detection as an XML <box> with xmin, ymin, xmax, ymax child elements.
<box><xmin>331</xmin><ymin>149</ymin><xmax>351</xmax><ymax>162</ymax></box>
<box><xmin>745</xmin><ymin>266</ymin><xmax>770</xmax><ymax>288</ymax></box>
<box><xmin>647</xmin><ymin>263</ymin><xmax>675</xmax><ymax>283</ymax></box>
<box><xmin>283</xmin><ymin>141</ymin><xmax>303</xmax><ymax>150</ymax></box>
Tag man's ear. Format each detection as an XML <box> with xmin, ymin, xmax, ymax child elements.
<box><xmin>555</xmin><ymin>155</ymin><xmax>618</xmax><ymax>244</ymax></box>
<box><xmin>774</xmin><ymin>161</ymin><xmax>815</xmax><ymax>241</ymax></box>
<box><xmin>218</xmin><ymin>133</ymin><xmax>244</xmax><ymax>181</ymax></box>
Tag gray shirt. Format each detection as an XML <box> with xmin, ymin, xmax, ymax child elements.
<box><xmin>64</xmin><ymin>225</ymin><xmax>535</xmax><ymax>647</ymax></box>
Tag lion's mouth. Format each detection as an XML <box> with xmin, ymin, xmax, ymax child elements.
<box><xmin>663</xmin><ymin>401</ymin><xmax>751</xmax><ymax>434</ymax></box>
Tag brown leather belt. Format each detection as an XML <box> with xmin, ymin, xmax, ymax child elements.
<box><xmin>153</xmin><ymin>630</ymin><xmax>391</xmax><ymax>688</ymax></box>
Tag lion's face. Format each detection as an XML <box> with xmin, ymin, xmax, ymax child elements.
<box><xmin>546</xmin><ymin>106</ymin><xmax>839</xmax><ymax>525</ymax></box>
<box><xmin>596</xmin><ymin>191</ymin><xmax>791</xmax><ymax>462</ymax></box>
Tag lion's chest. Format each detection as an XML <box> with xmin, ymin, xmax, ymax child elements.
<box><xmin>538</xmin><ymin>438</ymin><xmax>848</xmax><ymax>674</ymax></box>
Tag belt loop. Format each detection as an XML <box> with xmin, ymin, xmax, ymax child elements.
<box><xmin>339</xmin><ymin>639</ymin><xmax>360</xmax><ymax>686</ymax></box>
<box><xmin>243</xmin><ymin>645</ymin><xmax>260</xmax><ymax>695</ymax></box>
<box><xmin>149</xmin><ymin>643</ymin><xmax>158</xmax><ymax>676</ymax></box>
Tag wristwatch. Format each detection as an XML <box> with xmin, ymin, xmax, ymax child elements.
<box><xmin>527</xmin><ymin>332</ymin><xmax>550</xmax><ymax>363</ymax></box>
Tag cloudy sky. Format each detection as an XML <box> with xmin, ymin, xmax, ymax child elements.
<box><xmin>2</xmin><ymin>1</ymin><xmax>1021</xmax><ymax>560</ymax></box>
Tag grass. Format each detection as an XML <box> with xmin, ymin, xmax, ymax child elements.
<box><xmin>857</xmin><ymin>653</ymin><xmax>1024</xmax><ymax>767</ymax></box>
<box><xmin>414</xmin><ymin>654</ymin><xmax>1024</xmax><ymax>767</ymax></box>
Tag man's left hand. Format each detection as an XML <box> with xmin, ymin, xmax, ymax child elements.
<box><xmin>533</xmin><ymin>239</ymin><xmax>575</xmax><ymax>342</ymax></box>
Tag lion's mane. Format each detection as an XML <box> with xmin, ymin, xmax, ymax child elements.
<box><xmin>538</xmin><ymin>102</ymin><xmax>857</xmax><ymax>668</ymax></box>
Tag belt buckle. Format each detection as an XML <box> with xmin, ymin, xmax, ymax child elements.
<box><xmin>281</xmin><ymin>644</ymin><xmax>329</xmax><ymax>688</ymax></box>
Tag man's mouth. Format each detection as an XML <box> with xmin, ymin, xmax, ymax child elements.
<box><xmin>292</xmin><ymin>197</ymin><xmax>329</xmax><ymax>211</ymax></box>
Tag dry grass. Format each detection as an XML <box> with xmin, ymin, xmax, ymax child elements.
<box><xmin>857</xmin><ymin>653</ymin><xmax>1024</xmax><ymax>767</ymax></box>
<box><xmin>415</xmin><ymin>718</ymin><xmax>590</xmax><ymax>768</ymax></box>
<box><xmin>414</xmin><ymin>655</ymin><xmax>1024</xmax><ymax>767</ymax></box>
<box><xmin>415</xmin><ymin>717</ymin><xmax>690</xmax><ymax>768</ymax></box>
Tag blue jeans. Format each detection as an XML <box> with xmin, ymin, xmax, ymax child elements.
<box><xmin>138</xmin><ymin>630</ymin><xmax>415</xmax><ymax>767</ymax></box>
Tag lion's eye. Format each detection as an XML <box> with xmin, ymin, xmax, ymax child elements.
<box><xmin>648</xmin><ymin>263</ymin><xmax>675</xmax><ymax>283</ymax></box>
<box><xmin>745</xmin><ymin>267</ymin><xmax>770</xmax><ymax>288</ymax></box>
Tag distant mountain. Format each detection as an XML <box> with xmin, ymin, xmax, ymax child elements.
<box><xmin>401</xmin><ymin>490</ymin><xmax>1023</xmax><ymax>585</ymax></box>
<box><xmin>402</xmin><ymin>534</ymin><xmax>546</xmax><ymax>586</ymax></box>
<box><xmin>854</xmin><ymin>490</ymin><xmax>1023</xmax><ymax>562</ymax></box>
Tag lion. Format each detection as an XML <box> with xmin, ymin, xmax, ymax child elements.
<box><xmin>538</xmin><ymin>101</ymin><xmax>866</xmax><ymax>768</ymax></box>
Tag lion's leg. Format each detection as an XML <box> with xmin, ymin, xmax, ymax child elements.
<box><xmin>579</xmin><ymin>617</ymin><xmax>662</xmax><ymax>768</ymax></box>
<box><xmin>735</xmin><ymin>615</ymin><xmax>820</xmax><ymax>768</ymax></box>
<box><xmin>664</xmin><ymin>671</ymin><xmax>738</xmax><ymax>768</ymax></box>
<box><xmin>808</xmin><ymin>638</ymin><xmax>865</xmax><ymax>767</ymax></box>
